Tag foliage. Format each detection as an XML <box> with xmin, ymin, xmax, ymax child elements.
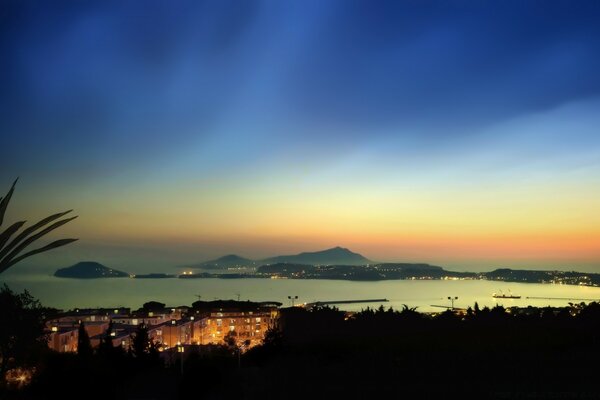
<box><xmin>97</xmin><ymin>321</ymin><xmax>115</xmax><ymax>356</ymax></box>
<box><xmin>224</xmin><ymin>330</ymin><xmax>237</xmax><ymax>350</ymax></box>
<box><xmin>142</xmin><ymin>301</ymin><xmax>166</xmax><ymax>312</ymax></box>
<box><xmin>129</xmin><ymin>324</ymin><xmax>160</xmax><ymax>366</ymax></box>
<box><xmin>0</xmin><ymin>179</ymin><xmax>78</xmax><ymax>274</ymax></box>
<box><xmin>0</xmin><ymin>285</ymin><xmax>50</xmax><ymax>376</ymax></box>
<box><xmin>77</xmin><ymin>322</ymin><xmax>93</xmax><ymax>359</ymax></box>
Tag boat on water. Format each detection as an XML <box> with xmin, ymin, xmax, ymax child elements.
<box><xmin>492</xmin><ymin>290</ymin><xmax>521</xmax><ymax>299</ymax></box>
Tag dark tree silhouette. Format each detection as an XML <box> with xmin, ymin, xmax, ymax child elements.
<box><xmin>0</xmin><ymin>285</ymin><xmax>50</xmax><ymax>375</ymax></box>
<box><xmin>262</xmin><ymin>324</ymin><xmax>283</xmax><ymax>348</ymax></box>
<box><xmin>130</xmin><ymin>324</ymin><xmax>160</xmax><ymax>366</ymax></box>
<box><xmin>224</xmin><ymin>330</ymin><xmax>238</xmax><ymax>350</ymax></box>
<box><xmin>0</xmin><ymin>179</ymin><xmax>78</xmax><ymax>274</ymax></box>
<box><xmin>97</xmin><ymin>321</ymin><xmax>115</xmax><ymax>355</ymax></box>
<box><xmin>142</xmin><ymin>301</ymin><xmax>166</xmax><ymax>312</ymax></box>
<box><xmin>77</xmin><ymin>322</ymin><xmax>92</xmax><ymax>359</ymax></box>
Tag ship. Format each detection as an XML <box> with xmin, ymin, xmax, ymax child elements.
<box><xmin>492</xmin><ymin>289</ymin><xmax>521</xmax><ymax>299</ymax></box>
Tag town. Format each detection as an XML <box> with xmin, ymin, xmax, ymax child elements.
<box><xmin>46</xmin><ymin>300</ymin><xmax>281</xmax><ymax>356</ymax></box>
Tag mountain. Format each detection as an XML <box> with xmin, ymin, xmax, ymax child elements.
<box><xmin>189</xmin><ymin>247</ymin><xmax>371</xmax><ymax>270</ymax></box>
<box><xmin>54</xmin><ymin>261</ymin><xmax>129</xmax><ymax>279</ymax></box>
<box><xmin>262</xmin><ymin>246</ymin><xmax>370</xmax><ymax>266</ymax></box>
<box><xmin>192</xmin><ymin>254</ymin><xmax>256</xmax><ymax>269</ymax></box>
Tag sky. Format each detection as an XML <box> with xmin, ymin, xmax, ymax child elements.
<box><xmin>1</xmin><ymin>0</ymin><xmax>600</xmax><ymax>273</ymax></box>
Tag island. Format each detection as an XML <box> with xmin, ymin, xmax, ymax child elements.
<box><xmin>54</xmin><ymin>246</ymin><xmax>600</xmax><ymax>288</ymax></box>
<box><xmin>54</xmin><ymin>261</ymin><xmax>129</xmax><ymax>279</ymax></box>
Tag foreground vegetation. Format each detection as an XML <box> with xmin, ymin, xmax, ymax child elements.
<box><xmin>2</xmin><ymin>284</ymin><xmax>600</xmax><ymax>399</ymax></box>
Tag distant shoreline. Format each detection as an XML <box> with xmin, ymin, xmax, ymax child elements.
<box><xmin>52</xmin><ymin>268</ymin><xmax>600</xmax><ymax>289</ymax></box>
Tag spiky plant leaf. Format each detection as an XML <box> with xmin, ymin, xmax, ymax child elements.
<box><xmin>0</xmin><ymin>178</ymin><xmax>18</xmax><ymax>226</ymax></box>
<box><xmin>0</xmin><ymin>216</ymin><xmax>78</xmax><ymax>267</ymax></box>
<box><xmin>0</xmin><ymin>238</ymin><xmax>79</xmax><ymax>273</ymax></box>
<box><xmin>0</xmin><ymin>210</ymin><xmax>73</xmax><ymax>260</ymax></box>
<box><xmin>0</xmin><ymin>179</ymin><xmax>77</xmax><ymax>274</ymax></box>
<box><xmin>0</xmin><ymin>220</ymin><xmax>26</xmax><ymax>249</ymax></box>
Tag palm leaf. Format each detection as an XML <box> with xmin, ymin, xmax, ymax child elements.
<box><xmin>0</xmin><ymin>215</ymin><xmax>78</xmax><ymax>267</ymax></box>
<box><xmin>0</xmin><ymin>238</ymin><xmax>79</xmax><ymax>274</ymax></box>
<box><xmin>0</xmin><ymin>220</ymin><xmax>26</xmax><ymax>250</ymax></box>
<box><xmin>0</xmin><ymin>178</ymin><xmax>78</xmax><ymax>274</ymax></box>
<box><xmin>0</xmin><ymin>210</ymin><xmax>73</xmax><ymax>260</ymax></box>
<box><xmin>0</xmin><ymin>178</ymin><xmax>18</xmax><ymax>226</ymax></box>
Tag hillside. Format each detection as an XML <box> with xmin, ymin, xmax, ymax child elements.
<box><xmin>54</xmin><ymin>261</ymin><xmax>129</xmax><ymax>279</ymax></box>
<box><xmin>262</xmin><ymin>246</ymin><xmax>370</xmax><ymax>266</ymax></box>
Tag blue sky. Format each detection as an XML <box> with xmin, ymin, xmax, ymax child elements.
<box><xmin>1</xmin><ymin>1</ymin><xmax>600</xmax><ymax>271</ymax></box>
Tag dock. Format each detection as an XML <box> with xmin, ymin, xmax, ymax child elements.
<box><xmin>304</xmin><ymin>299</ymin><xmax>388</xmax><ymax>308</ymax></box>
<box><xmin>525</xmin><ymin>296</ymin><xmax>600</xmax><ymax>301</ymax></box>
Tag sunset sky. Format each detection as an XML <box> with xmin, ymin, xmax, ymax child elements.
<box><xmin>1</xmin><ymin>1</ymin><xmax>600</xmax><ymax>272</ymax></box>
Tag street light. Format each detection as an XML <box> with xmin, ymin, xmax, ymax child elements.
<box><xmin>177</xmin><ymin>343</ymin><xmax>185</xmax><ymax>374</ymax></box>
<box><xmin>287</xmin><ymin>295</ymin><xmax>298</xmax><ymax>307</ymax></box>
<box><xmin>447</xmin><ymin>296</ymin><xmax>458</xmax><ymax>309</ymax></box>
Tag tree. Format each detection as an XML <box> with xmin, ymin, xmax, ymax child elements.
<box><xmin>262</xmin><ymin>325</ymin><xmax>283</xmax><ymax>348</ymax></box>
<box><xmin>0</xmin><ymin>179</ymin><xmax>78</xmax><ymax>274</ymax></box>
<box><xmin>130</xmin><ymin>324</ymin><xmax>160</xmax><ymax>366</ymax></box>
<box><xmin>224</xmin><ymin>330</ymin><xmax>238</xmax><ymax>350</ymax></box>
<box><xmin>0</xmin><ymin>285</ymin><xmax>49</xmax><ymax>375</ymax></box>
<box><xmin>141</xmin><ymin>301</ymin><xmax>165</xmax><ymax>312</ymax></box>
<box><xmin>77</xmin><ymin>322</ymin><xmax>93</xmax><ymax>359</ymax></box>
<box><xmin>98</xmin><ymin>321</ymin><xmax>114</xmax><ymax>356</ymax></box>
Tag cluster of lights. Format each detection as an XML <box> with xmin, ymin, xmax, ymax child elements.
<box><xmin>4</xmin><ymin>367</ymin><xmax>34</xmax><ymax>389</ymax></box>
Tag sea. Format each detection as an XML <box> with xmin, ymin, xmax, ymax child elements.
<box><xmin>3</xmin><ymin>269</ymin><xmax>600</xmax><ymax>312</ymax></box>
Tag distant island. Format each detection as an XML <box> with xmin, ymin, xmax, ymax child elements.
<box><xmin>53</xmin><ymin>247</ymin><xmax>600</xmax><ymax>288</ymax></box>
<box><xmin>187</xmin><ymin>246</ymin><xmax>370</xmax><ymax>270</ymax></box>
<box><xmin>54</xmin><ymin>261</ymin><xmax>129</xmax><ymax>279</ymax></box>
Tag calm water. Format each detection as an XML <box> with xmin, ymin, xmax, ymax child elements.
<box><xmin>3</xmin><ymin>272</ymin><xmax>600</xmax><ymax>312</ymax></box>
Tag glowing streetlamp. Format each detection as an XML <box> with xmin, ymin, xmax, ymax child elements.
<box><xmin>447</xmin><ymin>296</ymin><xmax>458</xmax><ymax>309</ymax></box>
<box><xmin>287</xmin><ymin>295</ymin><xmax>298</xmax><ymax>307</ymax></box>
<box><xmin>177</xmin><ymin>343</ymin><xmax>185</xmax><ymax>374</ymax></box>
